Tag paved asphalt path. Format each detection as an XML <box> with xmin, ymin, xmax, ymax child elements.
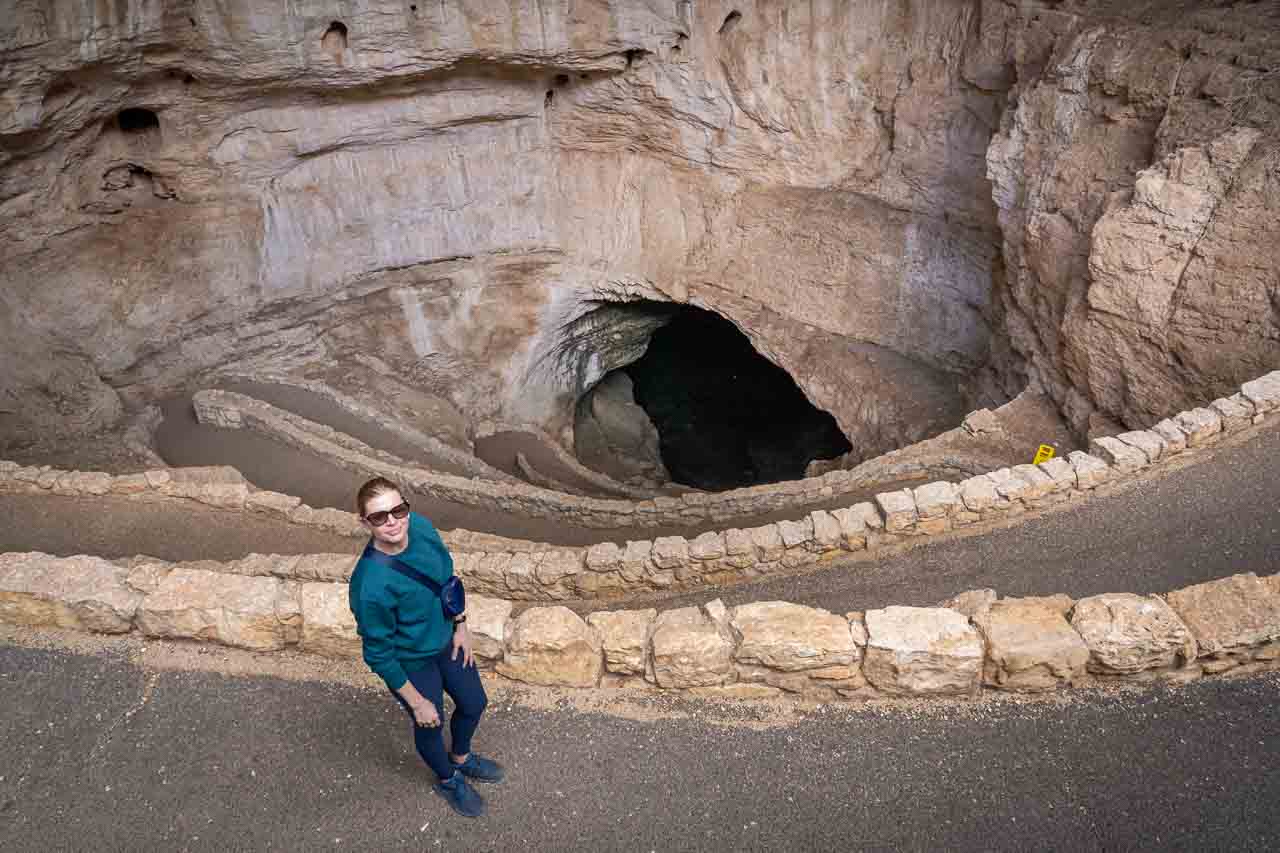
<box><xmin>597</xmin><ymin>421</ymin><xmax>1280</xmax><ymax>615</ymax></box>
<box><xmin>1</xmin><ymin>642</ymin><xmax>1278</xmax><ymax>852</ymax></box>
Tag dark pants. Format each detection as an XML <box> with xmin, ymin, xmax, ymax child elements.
<box><xmin>393</xmin><ymin>647</ymin><xmax>488</xmax><ymax>782</ymax></box>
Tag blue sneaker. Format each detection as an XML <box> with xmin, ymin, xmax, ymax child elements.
<box><xmin>434</xmin><ymin>770</ymin><xmax>485</xmax><ymax>817</ymax></box>
<box><xmin>450</xmin><ymin>752</ymin><xmax>506</xmax><ymax>784</ymax></box>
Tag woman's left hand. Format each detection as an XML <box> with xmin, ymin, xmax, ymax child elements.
<box><xmin>451</xmin><ymin>622</ymin><xmax>475</xmax><ymax>668</ymax></box>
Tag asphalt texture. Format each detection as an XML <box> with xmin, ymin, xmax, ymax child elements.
<box><xmin>597</xmin><ymin>421</ymin><xmax>1280</xmax><ymax>614</ymax></box>
<box><xmin>1</xmin><ymin>642</ymin><xmax>1278</xmax><ymax>852</ymax></box>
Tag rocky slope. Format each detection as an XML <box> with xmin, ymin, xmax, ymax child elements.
<box><xmin>1</xmin><ymin>0</ymin><xmax>1276</xmax><ymax>469</ymax></box>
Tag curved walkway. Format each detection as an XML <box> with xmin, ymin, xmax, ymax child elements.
<box><xmin>590</xmin><ymin>417</ymin><xmax>1280</xmax><ymax>614</ymax></box>
<box><xmin>4</xmin><ymin>419</ymin><xmax>1278</xmax><ymax>612</ymax></box>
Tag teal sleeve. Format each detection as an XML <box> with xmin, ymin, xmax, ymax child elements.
<box><xmin>354</xmin><ymin>595</ymin><xmax>408</xmax><ymax>692</ymax></box>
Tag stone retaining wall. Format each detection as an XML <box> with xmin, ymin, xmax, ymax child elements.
<box><xmin>2</xmin><ymin>550</ymin><xmax>1277</xmax><ymax>700</ymax></box>
<box><xmin>5</xmin><ymin>370</ymin><xmax>1280</xmax><ymax>603</ymax></box>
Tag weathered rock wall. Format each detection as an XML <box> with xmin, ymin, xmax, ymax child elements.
<box><xmin>0</xmin><ymin>0</ymin><xmax>1007</xmax><ymax>460</ymax></box>
<box><xmin>987</xmin><ymin>0</ymin><xmax>1280</xmax><ymax>433</ymax></box>
<box><xmin>3</xmin><ymin>0</ymin><xmax>1278</xmax><ymax>463</ymax></box>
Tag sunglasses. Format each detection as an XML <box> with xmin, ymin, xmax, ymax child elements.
<box><xmin>364</xmin><ymin>501</ymin><xmax>410</xmax><ymax>527</ymax></box>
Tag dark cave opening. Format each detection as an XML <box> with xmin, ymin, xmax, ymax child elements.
<box><xmin>623</xmin><ymin>305</ymin><xmax>851</xmax><ymax>491</ymax></box>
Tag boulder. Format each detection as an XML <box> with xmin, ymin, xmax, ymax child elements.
<box><xmin>862</xmin><ymin>606</ymin><xmax>983</xmax><ymax>695</ymax></box>
<box><xmin>648</xmin><ymin>607</ymin><xmax>734</xmax><ymax>688</ymax></box>
<box><xmin>1241</xmin><ymin>371</ymin><xmax>1280</xmax><ymax>414</ymax></box>
<box><xmin>1150</xmin><ymin>420</ymin><xmax>1188</xmax><ymax>455</ymax></box>
<box><xmin>1210</xmin><ymin>395</ymin><xmax>1253</xmax><ymax>433</ymax></box>
<box><xmin>1067</xmin><ymin>451</ymin><xmax>1112</xmax><ymax>488</ymax></box>
<box><xmin>497</xmin><ymin>606</ymin><xmax>602</xmax><ymax>688</ymax></box>
<box><xmin>467</xmin><ymin>595</ymin><xmax>514</xmax><ymax>665</ymax></box>
<box><xmin>1173</xmin><ymin>408</ymin><xmax>1222</xmax><ymax>447</ymax></box>
<box><xmin>1115</xmin><ymin>430</ymin><xmax>1165</xmax><ymax>464</ymax></box>
<box><xmin>729</xmin><ymin>602</ymin><xmax>858</xmax><ymax>672</ymax></box>
<box><xmin>974</xmin><ymin>600</ymin><xmax>1089</xmax><ymax>691</ymax></box>
<box><xmin>0</xmin><ymin>552</ymin><xmax>142</xmax><ymax>634</ymax></box>
<box><xmin>1070</xmin><ymin>593</ymin><xmax>1197</xmax><ymax>674</ymax></box>
<box><xmin>913</xmin><ymin>481</ymin><xmax>960</xmax><ymax>519</ymax></box>
<box><xmin>1165</xmin><ymin>573</ymin><xmax>1280</xmax><ymax>657</ymax></box>
<box><xmin>875</xmin><ymin>489</ymin><xmax>917</xmax><ymax>532</ymax></box>
<box><xmin>1089</xmin><ymin>436</ymin><xmax>1148</xmax><ymax>472</ymax></box>
<box><xmin>586</xmin><ymin>608</ymin><xmax>657</xmax><ymax>676</ymax></box>
<box><xmin>299</xmin><ymin>582</ymin><xmax>361</xmax><ymax>658</ymax></box>
<box><xmin>136</xmin><ymin>568</ymin><xmax>300</xmax><ymax>651</ymax></box>
<box><xmin>938</xmin><ymin>588</ymin><xmax>997</xmax><ymax>621</ymax></box>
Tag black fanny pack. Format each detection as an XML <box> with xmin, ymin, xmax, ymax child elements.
<box><xmin>362</xmin><ymin>543</ymin><xmax>466</xmax><ymax>620</ymax></box>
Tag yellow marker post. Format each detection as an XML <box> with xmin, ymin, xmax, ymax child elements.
<box><xmin>1032</xmin><ymin>444</ymin><xmax>1056</xmax><ymax>465</ymax></box>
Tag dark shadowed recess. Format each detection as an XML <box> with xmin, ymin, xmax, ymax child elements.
<box><xmin>626</xmin><ymin>306</ymin><xmax>851</xmax><ymax>491</ymax></box>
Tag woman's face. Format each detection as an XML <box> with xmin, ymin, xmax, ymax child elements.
<box><xmin>361</xmin><ymin>489</ymin><xmax>409</xmax><ymax>550</ymax></box>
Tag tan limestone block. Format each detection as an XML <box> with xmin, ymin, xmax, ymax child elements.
<box><xmin>1210</xmin><ymin>395</ymin><xmax>1253</xmax><ymax>432</ymax></box>
<box><xmin>913</xmin><ymin>481</ymin><xmax>959</xmax><ymax>519</ymax></box>
<box><xmin>689</xmin><ymin>531</ymin><xmax>727</xmax><ymax>561</ymax></box>
<box><xmin>586</xmin><ymin>608</ymin><xmax>657</xmax><ymax>675</ymax></box>
<box><xmin>648</xmin><ymin>607</ymin><xmax>734</xmax><ymax>688</ymax></box>
<box><xmin>960</xmin><ymin>475</ymin><xmax>1001</xmax><ymax>512</ymax></box>
<box><xmin>809</xmin><ymin>511</ymin><xmax>842</xmax><ymax>550</ymax></box>
<box><xmin>467</xmin><ymin>595</ymin><xmax>514</xmax><ymax>665</ymax></box>
<box><xmin>1067</xmin><ymin>451</ymin><xmax>1112</xmax><ymax>489</ymax></box>
<box><xmin>136</xmin><ymin>568</ymin><xmax>297</xmax><ymax>651</ymax></box>
<box><xmin>1010</xmin><ymin>465</ymin><xmax>1055</xmax><ymax>500</ymax></box>
<box><xmin>1173</xmin><ymin>408</ymin><xmax>1222</xmax><ymax>446</ymax></box>
<box><xmin>974</xmin><ymin>600</ymin><xmax>1089</xmax><ymax>691</ymax></box>
<box><xmin>585</xmin><ymin>542</ymin><xmax>622</xmax><ymax>571</ymax></box>
<box><xmin>299</xmin><ymin>582</ymin><xmax>360</xmax><ymax>658</ymax></box>
<box><xmin>534</xmin><ymin>550</ymin><xmax>580</xmax><ymax>587</ymax></box>
<box><xmin>0</xmin><ymin>552</ymin><xmax>143</xmax><ymax>634</ymax></box>
<box><xmin>749</xmin><ymin>525</ymin><xmax>785</xmax><ymax>563</ymax></box>
<box><xmin>777</xmin><ymin>517</ymin><xmax>814</xmax><ymax>549</ymax></box>
<box><xmin>1164</xmin><ymin>573</ymin><xmax>1280</xmax><ymax>656</ymax></box>
<box><xmin>619</xmin><ymin>541</ymin><xmax>652</xmax><ymax>582</ymax></box>
<box><xmin>294</xmin><ymin>554</ymin><xmax>356</xmax><ymax>582</ymax></box>
<box><xmin>1151</xmin><ymin>419</ymin><xmax>1188</xmax><ymax>455</ymax></box>
<box><xmin>1116</xmin><ymin>430</ymin><xmax>1165</xmax><ymax>464</ymax></box>
<box><xmin>1088</xmin><ymin>436</ymin><xmax>1147</xmax><ymax>473</ymax></box>
<box><xmin>1241</xmin><ymin>371</ymin><xmax>1280</xmax><ymax>414</ymax></box>
<box><xmin>729</xmin><ymin>601</ymin><xmax>858</xmax><ymax>673</ymax></box>
<box><xmin>1037</xmin><ymin>457</ymin><xmax>1077</xmax><ymax>491</ymax></box>
<box><xmin>863</xmin><ymin>606</ymin><xmax>983</xmax><ymax>695</ymax></box>
<box><xmin>497</xmin><ymin>606</ymin><xmax>602</xmax><ymax>688</ymax></box>
<box><xmin>875</xmin><ymin>489</ymin><xmax>917</xmax><ymax>532</ymax></box>
<box><xmin>1070</xmin><ymin>593</ymin><xmax>1197</xmax><ymax>674</ymax></box>
<box><xmin>651</xmin><ymin>536</ymin><xmax>689</xmax><ymax>570</ymax></box>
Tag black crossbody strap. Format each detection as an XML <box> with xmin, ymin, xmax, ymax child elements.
<box><xmin>362</xmin><ymin>544</ymin><xmax>443</xmax><ymax>597</ymax></box>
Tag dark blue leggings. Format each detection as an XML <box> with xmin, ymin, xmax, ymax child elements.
<box><xmin>393</xmin><ymin>648</ymin><xmax>488</xmax><ymax>782</ymax></box>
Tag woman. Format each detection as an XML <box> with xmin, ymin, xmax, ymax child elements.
<box><xmin>348</xmin><ymin>476</ymin><xmax>503</xmax><ymax>818</ymax></box>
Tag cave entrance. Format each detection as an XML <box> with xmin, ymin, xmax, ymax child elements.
<box><xmin>576</xmin><ymin>303</ymin><xmax>851</xmax><ymax>492</ymax></box>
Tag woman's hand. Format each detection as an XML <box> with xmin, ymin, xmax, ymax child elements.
<box><xmin>409</xmin><ymin>697</ymin><xmax>440</xmax><ymax>728</ymax></box>
<box><xmin>451</xmin><ymin>622</ymin><xmax>475</xmax><ymax>668</ymax></box>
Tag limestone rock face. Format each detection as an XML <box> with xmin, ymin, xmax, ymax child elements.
<box><xmin>497</xmin><ymin>606</ymin><xmax>602</xmax><ymax>688</ymax></box>
<box><xmin>136</xmin><ymin>569</ymin><xmax>300</xmax><ymax>650</ymax></box>
<box><xmin>1070</xmin><ymin>593</ymin><xmax>1197</xmax><ymax>675</ymax></box>
<box><xmin>586</xmin><ymin>608</ymin><xmax>656</xmax><ymax>676</ymax></box>
<box><xmin>648</xmin><ymin>606</ymin><xmax>734</xmax><ymax>689</ymax></box>
<box><xmin>0</xmin><ymin>552</ymin><xmax>142</xmax><ymax>634</ymax></box>
<box><xmin>974</xmin><ymin>600</ymin><xmax>1089</xmax><ymax>691</ymax></box>
<box><xmin>729</xmin><ymin>602</ymin><xmax>858</xmax><ymax>673</ymax></box>
<box><xmin>988</xmin><ymin>8</ymin><xmax>1280</xmax><ymax>434</ymax></box>
<box><xmin>863</xmin><ymin>606</ymin><xmax>984</xmax><ymax>696</ymax></box>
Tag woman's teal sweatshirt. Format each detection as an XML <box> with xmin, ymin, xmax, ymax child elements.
<box><xmin>348</xmin><ymin>512</ymin><xmax>455</xmax><ymax>692</ymax></box>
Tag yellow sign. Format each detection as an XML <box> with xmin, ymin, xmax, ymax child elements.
<box><xmin>1032</xmin><ymin>444</ymin><xmax>1056</xmax><ymax>465</ymax></box>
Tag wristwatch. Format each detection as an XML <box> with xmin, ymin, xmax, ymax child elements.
<box><xmin>452</xmin><ymin>614</ymin><xmax>467</xmax><ymax>625</ymax></box>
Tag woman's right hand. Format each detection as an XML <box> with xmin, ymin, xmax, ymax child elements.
<box><xmin>409</xmin><ymin>698</ymin><xmax>440</xmax><ymax>728</ymax></box>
